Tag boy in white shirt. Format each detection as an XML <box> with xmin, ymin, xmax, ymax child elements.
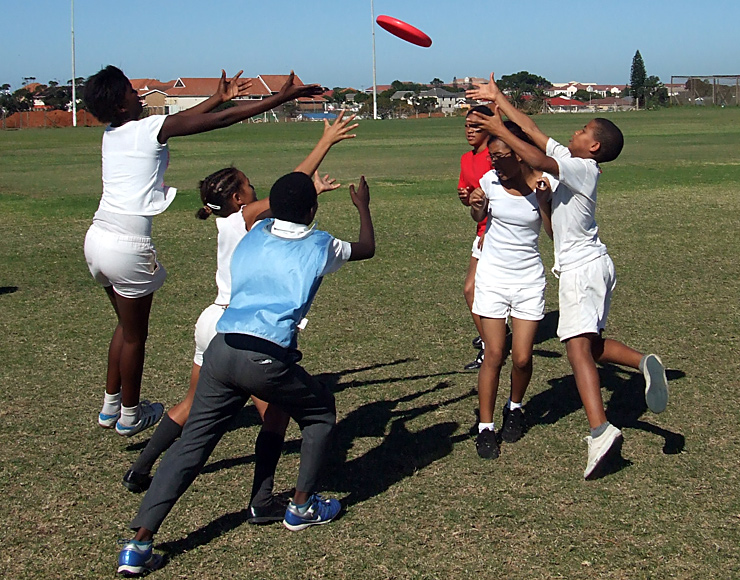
<box><xmin>467</xmin><ymin>74</ymin><xmax>669</xmax><ymax>480</ymax></box>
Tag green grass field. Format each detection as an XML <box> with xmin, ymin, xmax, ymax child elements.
<box><xmin>1</xmin><ymin>107</ymin><xmax>739</xmax><ymax>579</ymax></box>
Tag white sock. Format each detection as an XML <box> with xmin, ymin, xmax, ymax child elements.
<box><xmin>101</xmin><ymin>392</ymin><xmax>121</xmax><ymax>415</ymax></box>
<box><xmin>508</xmin><ymin>399</ymin><xmax>522</xmax><ymax>411</ymax></box>
<box><xmin>478</xmin><ymin>422</ymin><xmax>495</xmax><ymax>433</ymax></box>
<box><xmin>119</xmin><ymin>404</ymin><xmax>140</xmax><ymax>426</ymax></box>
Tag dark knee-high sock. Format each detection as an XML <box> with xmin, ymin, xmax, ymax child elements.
<box><xmin>130</xmin><ymin>414</ymin><xmax>183</xmax><ymax>475</ymax></box>
<box><xmin>250</xmin><ymin>430</ymin><xmax>284</xmax><ymax>507</ymax></box>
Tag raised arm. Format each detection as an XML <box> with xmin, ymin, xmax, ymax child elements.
<box><xmin>178</xmin><ymin>70</ymin><xmax>252</xmax><ymax>117</ymax></box>
<box><xmin>467</xmin><ymin>73</ymin><xmax>549</xmax><ymax>152</ymax></box>
<box><xmin>294</xmin><ymin>110</ymin><xmax>358</xmax><ymax>176</ymax></box>
<box><xmin>348</xmin><ymin>176</ymin><xmax>375</xmax><ymax>262</ymax></box>
<box><xmin>158</xmin><ymin>71</ymin><xmax>323</xmax><ymax>142</ymax></box>
<box><xmin>241</xmin><ymin>112</ymin><xmax>358</xmax><ymax>229</ymax></box>
<box><xmin>470</xmin><ymin>105</ymin><xmax>560</xmax><ymax>177</ymax></box>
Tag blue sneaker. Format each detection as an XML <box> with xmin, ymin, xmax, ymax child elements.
<box><xmin>115</xmin><ymin>401</ymin><xmax>164</xmax><ymax>437</ymax></box>
<box><xmin>117</xmin><ymin>540</ymin><xmax>163</xmax><ymax>576</ymax></box>
<box><xmin>283</xmin><ymin>494</ymin><xmax>341</xmax><ymax>531</ymax></box>
<box><xmin>98</xmin><ymin>410</ymin><xmax>120</xmax><ymax>429</ymax></box>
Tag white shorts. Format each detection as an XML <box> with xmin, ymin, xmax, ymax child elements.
<box><xmin>471</xmin><ymin>235</ymin><xmax>483</xmax><ymax>260</ymax></box>
<box><xmin>84</xmin><ymin>224</ymin><xmax>166</xmax><ymax>299</ymax></box>
<box><xmin>193</xmin><ymin>303</ymin><xmax>227</xmax><ymax>366</ymax></box>
<box><xmin>557</xmin><ymin>254</ymin><xmax>616</xmax><ymax>341</ymax></box>
<box><xmin>472</xmin><ymin>283</ymin><xmax>546</xmax><ymax>321</ymax></box>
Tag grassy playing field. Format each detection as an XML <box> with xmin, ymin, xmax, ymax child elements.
<box><xmin>1</xmin><ymin>107</ymin><xmax>739</xmax><ymax>579</ymax></box>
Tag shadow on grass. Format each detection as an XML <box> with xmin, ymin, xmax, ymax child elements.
<box><xmin>0</xmin><ymin>286</ymin><xmax>18</xmax><ymax>295</ymax></box>
<box><xmin>323</xmin><ymin>381</ymin><xmax>473</xmax><ymax>508</ymax></box>
<box><xmin>525</xmin><ymin>363</ymin><xmax>686</xmax><ymax>461</ymax></box>
<box><xmin>197</xmin><ymin>360</ymin><xmax>468</xmax><ymax>475</ymax></box>
<box><xmin>156</xmin><ymin>379</ymin><xmax>474</xmax><ymax>561</ymax></box>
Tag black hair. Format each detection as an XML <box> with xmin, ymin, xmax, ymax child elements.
<box><xmin>83</xmin><ymin>66</ymin><xmax>130</xmax><ymax>124</ymax></box>
<box><xmin>269</xmin><ymin>172</ymin><xmax>317</xmax><ymax>223</ymax></box>
<box><xmin>196</xmin><ymin>167</ymin><xmax>243</xmax><ymax>220</ymax></box>
<box><xmin>591</xmin><ymin>118</ymin><xmax>624</xmax><ymax>163</ymax></box>
<box><xmin>467</xmin><ymin>104</ymin><xmax>494</xmax><ymax>117</ymax></box>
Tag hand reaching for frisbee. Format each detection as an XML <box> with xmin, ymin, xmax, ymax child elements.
<box><xmin>277</xmin><ymin>71</ymin><xmax>324</xmax><ymax>102</ymax></box>
<box><xmin>466</xmin><ymin>73</ymin><xmax>503</xmax><ymax>104</ymax></box>
<box><xmin>216</xmin><ymin>69</ymin><xmax>253</xmax><ymax>103</ymax></box>
<box><xmin>322</xmin><ymin>110</ymin><xmax>359</xmax><ymax>146</ymax></box>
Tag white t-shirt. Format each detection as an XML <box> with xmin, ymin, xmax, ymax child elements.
<box><xmin>214</xmin><ymin>211</ymin><xmax>249</xmax><ymax>306</ymax></box>
<box><xmin>476</xmin><ymin>170</ymin><xmax>545</xmax><ymax>287</ymax></box>
<box><xmin>97</xmin><ymin>115</ymin><xmax>177</xmax><ymax>216</ymax></box>
<box><xmin>546</xmin><ymin>138</ymin><xmax>608</xmax><ymax>272</ymax></box>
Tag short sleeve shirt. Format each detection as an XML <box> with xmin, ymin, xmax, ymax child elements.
<box><xmin>546</xmin><ymin>138</ymin><xmax>607</xmax><ymax>272</ymax></box>
<box><xmin>98</xmin><ymin>115</ymin><xmax>177</xmax><ymax>216</ymax></box>
<box><xmin>459</xmin><ymin>148</ymin><xmax>492</xmax><ymax>237</ymax></box>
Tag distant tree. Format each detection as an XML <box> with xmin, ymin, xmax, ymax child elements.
<box><xmin>329</xmin><ymin>87</ymin><xmax>346</xmax><ymax>105</ymax></box>
<box><xmin>354</xmin><ymin>92</ymin><xmax>370</xmax><ymax>104</ymax></box>
<box><xmin>685</xmin><ymin>78</ymin><xmax>712</xmax><ymax>98</ymax></box>
<box><xmin>430</xmin><ymin>77</ymin><xmax>443</xmax><ymax>87</ymax></box>
<box><xmin>573</xmin><ymin>89</ymin><xmax>600</xmax><ymax>102</ymax></box>
<box><xmin>498</xmin><ymin>71</ymin><xmax>552</xmax><ymax>95</ymax></box>
<box><xmin>628</xmin><ymin>50</ymin><xmax>647</xmax><ymax>103</ymax></box>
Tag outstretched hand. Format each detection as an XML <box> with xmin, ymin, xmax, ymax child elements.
<box><xmin>277</xmin><ymin>71</ymin><xmax>324</xmax><ymax>102</ymax></box>
<box><xmin>466</xmin><ymin>72</ymin><xmax>502</xmax><ymax>103</ymax></box>
<box><xmin>322</xmin><ymin>110</ymin><xmax>359</xmax><ymax>145</ymax></box>
<box><xmin>216</xmin><ymin>70</ymin><xmax>253</xmax><ymax>102</ymax></box>
<box><xmin>469</xmin><ymin>104</ymin><xmax>506</xmax><ymax>137</ymax></box>
<box><xmin>313</xmin><ymin>171</ymin><xmax>341</xmax><ymax>195</ymax></box>
<box><xmin>349</xmin><ymin>176</ymin><xmax>370</xmax><ymax>209</ymax></box>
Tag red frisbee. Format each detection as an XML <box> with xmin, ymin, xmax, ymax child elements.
<box><xmin>376</xmin><ymin>15</ymin><xmax>432</xmax><ymax>48</ymax></box>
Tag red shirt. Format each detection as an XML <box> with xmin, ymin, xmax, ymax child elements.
<box><xmin>458</xmin><ymin>148</ymin><xmax>492</xmax><ymax>238</ymax></box>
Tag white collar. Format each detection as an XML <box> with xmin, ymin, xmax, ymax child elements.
<box><xmin>270</xmin><ymin>218</ymin><xmax>316</xmax><ymax>239</ymax></box>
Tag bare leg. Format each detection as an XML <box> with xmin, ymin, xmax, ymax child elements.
<box><xmin>114</xmin><ymin>292</ymin><xmax>154</xmax><ymax>407</ymax></box>
<box><xmin>566</xmin><ymin>334</ymin><xmax>607</xmax><ymax>429</ymax></box>
<box><xmin>591</xmin><ymin>336</ymin><xmax>642</xmax><ymax>370</ymax></box>
<box><xmin>477</xmin><ymin>317</ymin><xmax>508</xmax><ymax>423</ymax></box>
<box><xmin>508</xmin><ymin>317</ymin><xmax>539</xmax><ymax>404</ymax></box>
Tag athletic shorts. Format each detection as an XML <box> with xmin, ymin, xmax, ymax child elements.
<box><xmin>84</xmin><ymin>223</ymin><xmax>166</xmax><ymax>299</ymax></box>
<box><xmin>472</xmin><ymin>283</ymin><xmax>546</xmax><ymax>321</ymax></box>
<box><xmin>557</xmin><ymin>254</ymin><xmax>616</xmax><ymax>341</ymax></box>
<box><xmin>193</xmin><ymin>303</ymin><xmax>227</xmax><ymax>366</ymax></box>
<box><xmin>471</xmin><ymin>235</ymin><xmax>483</xmax><ymax>260</ymax></box>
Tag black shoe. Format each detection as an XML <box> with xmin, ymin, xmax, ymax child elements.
<box><xmin>464</xmin><ymin>349</ymin><xmax>485</xmax><ymax>371</ymax></box>
<box><xmin>122</xmin><ymin>469</ymin><xmax>152</xmax><ymax>494</ymax></box>
<box><xmin>472</xmin><ymin>335</ymin><xmax>483</xmax><ymax>349</ymax></box>
<box><xmin>501</xmin><ymin>407</ymin><xmax>525</xmax><ymax>443</ymax></box>
<box><xmin>475</xmin><ymin>429</ymin><xmax>500</xmax><ymax>459</ymax></box>
<box><xmin>247</xmin><ymin>495</ymin><xmax>290</xmax><ymax>524</ymax></box>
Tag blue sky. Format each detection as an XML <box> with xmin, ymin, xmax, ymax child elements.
<box><xmin>2</xmin><ymin>0</ymin><xmax>738</xmax><ymax>91</ymax></box>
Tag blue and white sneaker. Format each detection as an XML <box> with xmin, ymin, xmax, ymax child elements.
<box><xmin>283</xmin><ymin>493</ymin><xmax>341</xmax><ymax>531</ymax></box>
<box><xmin>115</xmin><ymin>401</ymin><xmax>164</xmax><ymax>437</ymax></box>
<box><xmin>117</xmin><ymin>539</ymin><xmax>163</xmax><ymax>576</ymax></box>
<box><xmin>98</xmin><ymin>410</ymin><xmax>120</xmax><ymax>429</ymax></box>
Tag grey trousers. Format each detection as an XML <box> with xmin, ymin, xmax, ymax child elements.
<box><xmin>130</xmin><ymin>333</ymin><xmax>336</xmax><ymax>533</ymax></box>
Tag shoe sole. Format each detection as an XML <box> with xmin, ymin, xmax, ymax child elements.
<box><xmin>644</xmin><ymin>355</ymin><xmax>669</xmax><ymax>414</ymax></box>
<box><xmin>98</xmin><ymin>413</ymin><xmax>120</xmax><ymax>428</ymax></box>
<box><xmin>117</xmin><ymin>553</ymin><xmax>163</xmax><ymax>576</ymax></box>
<box><xmin>584</xmin><ymin>433</ymin><xmax>624</xmax><ymax>480</ymax></box>
<box><xmin>283</xmin><ymin>516</ymin><xmax>334</xmax><ymax>531</ymax></box>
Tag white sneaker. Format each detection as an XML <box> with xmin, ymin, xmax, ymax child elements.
<box><xmin>643</xmin><ymin>354</ymin><xmax>669</xmax><ymax>414</ymax></box>
<box><xmin>584</xmin><ymin>424</ymin><xmax>623</xmax><ymax>480</ymax></box>
<box><xmin>115</xmin><ymin>401</ymin><xmax>164</xmax><ymax>437</ymax></box>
